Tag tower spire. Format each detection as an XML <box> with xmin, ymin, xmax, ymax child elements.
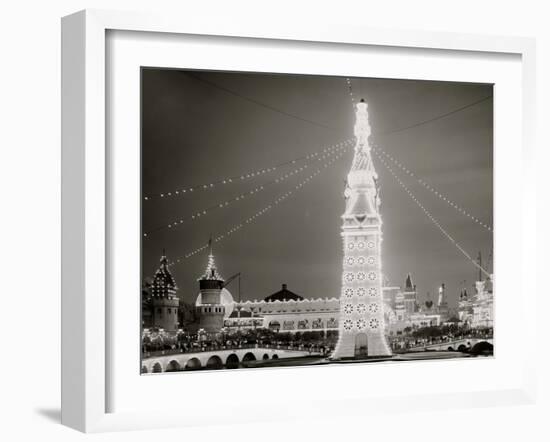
<box><xmin>201</xmin><ymin>238</ymin><xmax>223</xmax><ymax>281</ymax></box>
<box><xmin>160</xmin><ymin>248</ymin><xmax>168</xmax><ymax>268</ymax></box>
<box><xmin>405</xmin><ymin>273</ymin><xmax>414</xmax><ymax>290</ymax></box>
<box><xmin>344</xmin><ymin>99</ymin><xmax>380</xmax><ymax>222</ymax></box>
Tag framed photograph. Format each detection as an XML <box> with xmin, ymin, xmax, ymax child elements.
<box><xmin>61</xmin><ymin>9</ymin><xmax>537</xmax><ymax>433</ymax></box>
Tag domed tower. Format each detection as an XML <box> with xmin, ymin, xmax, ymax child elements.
<box><xmin>151</xmin><ymin>251</ymin><xmax>180</xmax><ymax>332</ymax></box>
<box><xmin>196</xmin><ymin>244</ymin><xmax>226</xmax><ymax>334</ymax></box>
<box><xmin>332</xmin><ymin>99</ymin><xmax>392</xmax><ymax>359</ymax></box>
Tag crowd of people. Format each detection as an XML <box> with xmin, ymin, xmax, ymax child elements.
<box><xmin>142</xmin><ymin>324</ymin><xmax>493</xmax><ymax>357</ymax></box>
<box><xmin>142</xmin><ymin>328</ymin><xmax>338</xmax><ymax>357</ymax></box>
<box><xmin>389</xmin><ymin>324</ymin><xmax>493</xmax><ymax>352</ymax></box>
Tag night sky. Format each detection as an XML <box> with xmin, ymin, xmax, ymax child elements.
<box><xmin>141</xmin><ymin>69</ymin><xmax>493</xmax><ymax>312</ymax></box>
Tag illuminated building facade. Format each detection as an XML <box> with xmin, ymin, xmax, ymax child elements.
<box><xmin>458</xmin><ymin>276</ymin><xmax>494</xmax><ymax>328</ymax></box>
<box><xmin>382</xmin><ymin>277</ymin><xmax>442</xmax><ymax>333</ymax></box>
<box><xmin>226</xmin><ymin>288</ymin><xmax>340</xmax><ymax>333</ymax></box>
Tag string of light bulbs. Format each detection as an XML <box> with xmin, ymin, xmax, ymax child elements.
<box><xmin>144</xmin><ymin>139</ymin><xmax>353</xmax><ymax>201</ymax></box>
<box><xmin>375</xmin><ymin>152</ymin><xmax>491</xmax><ymax>279</ymax></box>
<box><xmin>345</xmin><ymin>78</ymin><xmax>356</xmax><ymax>108</ymax></box>
<box><xmin>372</xmin><ymin>145</ymin><xmax>492</xmax><ymax>232</ymax></box>
<box><xmin>166</xmin><ymin>148</ymin><xmax>349</xmax><ymax>267</ymax></box>
<box><xmin>143</xmin><ymin>141</ymin><xmax>353</xmax><ymax>237</ymax></box>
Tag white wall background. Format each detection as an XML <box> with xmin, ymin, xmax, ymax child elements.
<box><xmin>0</xmin><ymin>0</ymin><xmax>547</xmax><ymax>440</ymax></box>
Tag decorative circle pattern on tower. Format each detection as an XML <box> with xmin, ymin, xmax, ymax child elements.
<box><xmin>356</xmin><ymin>303</ymin><xmax>366</xmax><ymax>314</ymax></box>
<box><xmin>344</xmin><ymin>272</ymin><xmax>354</xmax><ymax>282</ymax></box>
<box><xmin>357</xmin><ymin>241</ymin><xmax>365</xmax><ymax>249</ymax></box>
<box><xmin>367</xmin><ymin>241</ymin><xmax>375</xmax><ymax>249</ymax></box>
<box><xmin>343</xmin><ymin>303</ymin><xmax>354</xmax><ymax>315</ymax></box>
<box><xmin>344</xmin><ymin>287</ymin><xmax>354</xmax><ymax>298</ymax></box>
<box><xmin>347</xmin><ymin>243</ymin><xmax>355</xmax><ymax>250</ymax></box>
<box><xmin>368</xmin><ymin>318</ymin><xmax>380</xmax><ymax>329</ymax></box>
<box><xmin>357</xmin><ymin>287</ymin><xmax>366</xmax><ymax>297</ymax></box>
<box><xmin>357</xmin><ymin>272</ymin><xmax>366</xmax><ymax>281</ymax></box>
<box><xmin>357</xmin><ymin>256</ymin><xmax>366</xmax><ymax>266</ymax></box>
<box><xmin>367</xmin><ymin>303</ymin><xmax>379</xmax><ymax>313</ymax></box>
<box><xmin>368</xmin><ymin>287</ymin><xmax>377</xmax><ymax>297</ymax></box>
<box><xmin>346</xmin><ymin>257</ymin><xmax>355</xmax><ymax>266</ymax></box>
<box><xmin>367</xmin><ymin>256</ymin><xmax>375</xmax><ymax>265</ymax></box>
<box><xmin>343</xmin><ymin>319</ymin><xmax>354</xmax><ymax>331</ymax></box>
<box><xmin>367</xmin><ymin>271</ymin><xmax>377</xmax><ymax>281</ymax></box>
<box><xmin>357</xmin><ymin>319</ymin><xmax>367</xmax><ymax>330</ymax></box>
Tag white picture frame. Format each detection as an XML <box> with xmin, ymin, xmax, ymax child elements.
<box><xmin>61</xmin><ymin>9</ymin><xmax>537</xmax><ymax>433</ymax></box>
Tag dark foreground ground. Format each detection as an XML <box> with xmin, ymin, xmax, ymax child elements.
<box><xmin>241</xmin><ymin>350</ymin><xmax>485</xmax><ymax>369</ymax></box>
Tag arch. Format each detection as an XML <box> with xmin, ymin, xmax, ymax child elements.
<box><xmin>226</xmin><ymin>353</ymin><xmax>239</xmax><ymax>369</ymax></box>
<box><xmin>206</xmin><ymin>355</ymin><xmax>223</xmax><ymax>370</ymax></box>
<box><xmin>457</xmin><ymin>344</ymin><xmax>468</xmax><ymax>353</ymax></box>
<box><xmin>262</xmin><ymin>354</ymin><xmax>269</xmax><ymax>360</ymax></box>
<box><xmin>141</xmin><ymin>366</ymin><xmax>148</xmax><ymax>374</ymax></box>
<box><xmin>242</xmin><ymin>352</ymin><xmax>256</xmax><ymax>363</ymax></box>
<box><xmin>152</xmin><ymin>362</ymin><xmax>162</xmax><ymax>373</ymax></box>
<box><xmin>165</xmin><ymin>360</ymin><xmax>182</xmax><ymax>372</ymax></box>
<box><xmin>272</xmin><ymin>354</ymin><xmax>279</xmax><ymax>359</ymax></box>
<box><xmin>355</xmin><ymin>333</ymin><xmax>368</xmax><ymax>357</ymax></box>
<box><xmin>268</xmin><ymin>320</ymin><xmax>281</xmax><ymax>332</ymax></box>
<box><xmin>470</xmin><ymin>341</ymin><xmax>493</xmax><ymax>356</ymax></box>
<box><xmin>447</xmin><ymin>346</ymin><xmax>455</xmax><ymax>351</ymax></box>
<box><xmin>185</xmin><ymin>357</ymin><xmax>202</xmax><ymax>371</ymax></box>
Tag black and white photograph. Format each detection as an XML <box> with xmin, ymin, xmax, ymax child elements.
<box><xmin>140</xmin><ymin>69</ymin><xmax>494</xmax><ymax>374</ymax></box>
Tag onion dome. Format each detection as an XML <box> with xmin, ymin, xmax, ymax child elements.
<box><xmin>151</xmin><ymin>252</ymin><xmax>178</xmax><ymax>298</ymax></box>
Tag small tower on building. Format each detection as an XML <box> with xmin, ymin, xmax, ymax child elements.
<box><xmin>403</xmin><ymin>273</ymin><xmax>417</xmax><ymax>314</ymax></box>
<box><xmin>151</xmin><ymin>251</ymin><xmax>180</xmax><ymax>332</ymax></box>
<box><xmin>437</xmin><ymin>283</ymin><xmax>449</xmax><ymax>322</ymax></box>
<box><xmin>196</xmin><ymin>242</ymin><xmax>226</xmax><ymax>334</ymax></box>
<box><xmin>458</xmin><ymin>286</ymin><xmax>473</xmax><ymax>324</ymax></box>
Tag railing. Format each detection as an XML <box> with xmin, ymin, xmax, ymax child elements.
<box><xmin>142</xmin><ymin>342</ymin><xmax>327</xmax><ymax>358</ymax></box>
<box><xmin>394</xmin><ymin>336</ymin><xmax>493</xmax><ymax>352</ymax></box>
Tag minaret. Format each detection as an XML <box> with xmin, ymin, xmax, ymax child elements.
<box><xmin>332</xmin><ymin>99</ymin><xmax>392</xmax><ymax>359</ymax></box>
<box><xmin>151</xmin><ymin>251</ymin><xmax>180</xmax><ymax>332</ymax></box>
<box><xmin>196</xmin><ymin>241</ymin><xmax>226</xmax><ymax>334</ymax></box>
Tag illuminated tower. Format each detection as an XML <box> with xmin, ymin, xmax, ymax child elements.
<box><xmin>332</xmin><ymin>99</ymin><xmax>392</xmax><ymax>359</ymax></box>
<box><xmin>151</xmin><ymin>252</ymin><xmax>180</xmax><ymax>332</ymax></box>
<box><xmin>196</xmin><ymin>244</ymin><xmax>226</xmax><ymax>334</ymax></box>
